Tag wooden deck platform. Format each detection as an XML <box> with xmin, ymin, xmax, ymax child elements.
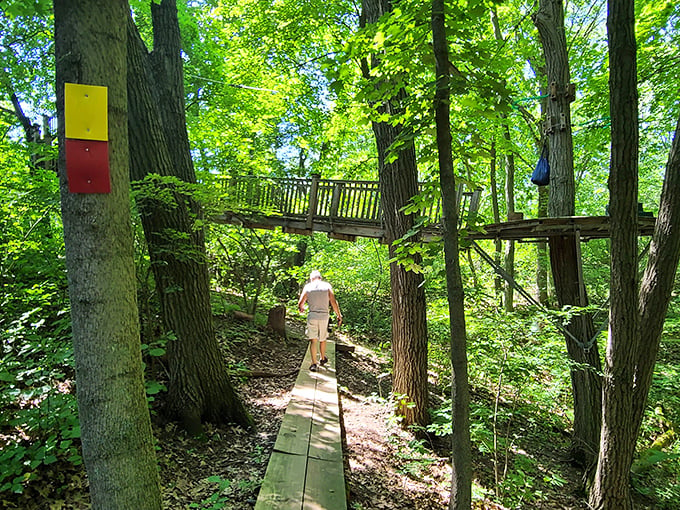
<box><xmin>255</xmin><ymin>341</ymin><xmax>346</xmax><ymax>510</ymax></box>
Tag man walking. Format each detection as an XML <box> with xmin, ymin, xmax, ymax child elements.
<box><xmin>298</xmin><ymin>270</ymin><xmax>343</xmax><ymax>371</ymax></box>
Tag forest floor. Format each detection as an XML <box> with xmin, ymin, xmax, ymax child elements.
<box><xmin>4</xmin><ymin>315</ymin><xmax>593</xmax><ymax>509</ymax></box>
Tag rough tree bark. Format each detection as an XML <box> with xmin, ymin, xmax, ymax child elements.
<box><xmin>126</xmin><ymin>0</ymin><xmax>251</xmax><ymax>434</ymax></box>
<box><xmin>432</xmin><ymin>2</ymin><xmax>472</xmax><ymax>508</ymax></box>
<box><xmin>590</xmin><ymin>0</ymin><xmax>680</xmax><ymax>507</ymax></box>
<box><xmin>533</xmin><ymin>0</ymin><xmax>602</xmax><ymax>467</ymax></box>
<box><xmin>53</xmin><ymin>0</ymin><xmax>162</xmax><ymax>507</ymax></box>
<box><xmin>536</xmin><ymin>185</ymin><xmax>550</xmax><ymax>304</ymax></box>
<box><xmin>361</xmin><ymin>0</ymin><xmax>430</xmax><ymax>427</ymax></box>
<box><xmin>589</xmin><ymin>0</ymin><xmax>639</xmax><ymax>503</ymax></box>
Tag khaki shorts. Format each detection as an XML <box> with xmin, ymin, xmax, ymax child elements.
<box><xmin>306</xmin><ymin>317</ymin><xmax>329</xmax><ymax>342</ymax></box>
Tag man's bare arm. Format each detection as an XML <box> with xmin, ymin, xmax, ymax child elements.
<box><xmin>329</xmin><ymin>290</ymin><xmax>343</xmax><ymax>326</ymax></box>
<box><xmin>298</xmin><ymin>291</ymin><xmax>308</xmax><ymax>313</ymax></box>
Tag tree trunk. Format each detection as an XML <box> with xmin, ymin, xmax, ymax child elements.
<box><xmin>589</xmin><ymin>0</ymin><xmax>640</xmax><ymax>506</ymax></box>
<box><xmin>633</xmin><ymin>112</ymin><xmax>680</xmax><ymax>438</ymax></box>
<box><xmin>534</xmin><ymin>0</ymin><xmax>602</xmax><ymax>467</ymax></box>
<box><xmin>536</xmin><ymin>175</ymin><xmax>550</xmax><ymax>304</ymax></box>
<box><xmin>361</xmin><ymin>0</ymin><xmax>430</xmax><ymax>428</ymax></box>
<box><xmin>53</xmin><ymin>1</ymin><xmax>162</xmax><ymax>507</ymax></box>
<box><xmin>126</xmin><ymin>1</ymin><xmax>251</xmax><ymax>434</ymax></box>
<box><xmin>590</xmin><ymin>8</ymin><xmax>680</xmax><ymax>505</ymax></box>
<box><xmin>549</xmin><ymin>235</ymin><xmax>603</xmax><ymax>465</ymax></box>
<box><xmin>9</xmin><ymin>92</ymin><xmax>55</xmax><ymax>173</ymax></box>
<box><xmin>432</xmin><ymin>2</ymin><xmax>472</xmax><ymax>508</ymax></box>
<box><xmin>502</xmin><ymin>141</ymin><xmax>516</xmax><ymax>312</ymax></box>
<box><xmin>490</xmin><ymin>10</ymin><xmax>517</xmax><ymax>311</ymax></box>
<box><xmin>488</xmin><ymin>142</ymin><xmax>504</xmax><ymax>299</ymax></box>
<box><xmin>503</xmin><ymin>237</ymin><xmax>515</xmax><ymax>311</ymax></box>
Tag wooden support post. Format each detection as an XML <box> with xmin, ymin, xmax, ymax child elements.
<box><xmin>574</xmin><ymin>228</ymin><xmax>587</xmax><ymax>306</ymax></box>
<box><xmin>307</xmin><ymin>173</ymin><xmax>320</xmax><ymax>230</ymax></box>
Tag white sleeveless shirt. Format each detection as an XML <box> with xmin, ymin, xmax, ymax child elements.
<box><xmin>303</xmin><ymin>280</ymin><xmax>333</xmax><ymax>320</ymax></box>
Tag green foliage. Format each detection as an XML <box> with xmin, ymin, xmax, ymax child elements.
<box><xmin>0</xmin><ymin>8</ymin><xmax>54</xmax><ymax>121</ymax></box>
<box><xmin>0</xmin><ymin>144</ymin><xmax>81</xmax><ymax>495</ymax></box>
<box><xmin>1</xmin><ymin>0</ymin><xmax>52</xmax><ymax>19</ymax></box>
<box><xmin>188</xmin><ymin>473</ymin><xmax>260</xmax><ymax>510</ymax></box>
<box><xmin>632</xmin><ymin>334</ymin><xmax>680</xmax><ymax>507</ymax></box>
<box><xmin>427</xmin><ymin>302</ymin><xmax>576</xmax><ymax>507</ymax></box>
<box><xmin>391</xmin><ymin>436</ymin><xmax>439</xmax><ymax>479</ymax></box>
<box><xmin>189</xmin><ymin>475</ymin><xmax>232</xmax><ymax>510</ymax></box>
<box><xmin>631</xmin><ymin>443</ymin><xmax>680</xmax><ymax>508</ymax></box>
<box><xmin>141</xmin><ymin>332</ymin><xmax>172</xmax><ymax>403</ymax></box>
<box><xmin>208</xmin><ymin>224</ymin><xmax>300</xmax><ymax>314</ymax></box>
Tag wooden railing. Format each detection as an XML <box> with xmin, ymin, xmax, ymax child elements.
<box><xmin>214</xmin><ymin>174</ymin><xmax>481</xmax><ymax>241</ymax></box>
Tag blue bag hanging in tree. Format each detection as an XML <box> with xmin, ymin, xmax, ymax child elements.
<box><xmin>531</xmin><ymin>144</ymin><xmax>550</xmax><ymax>186</ymax></box>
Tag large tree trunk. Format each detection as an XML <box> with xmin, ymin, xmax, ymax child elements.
<box><xmin>432</xmin><ymin>2</ymin><xmax>472</xmax><ymax>508</ymax></box>
<box><xmin>373</xmin><ymin>114</ymin><xmax>429</xmax><ymax>427</ymax></box>
<box><xmin>126</xmin><ymin>0</ymin><xmax>251</xmax><ymax>434</ymax></box>
<box><xmin>53</xmin><ymin>1</ymin><xmax>162</xmax><ymax>507</ymax></box>
<box><xmin>589</xmin><ymin>1</ymin><xmax>680</xmax><ymax>507</ymax></box>
<box><xmin>633</xmin><ymin>113</ymin><xmax>680</xmax><ymax>439</ymax></box>
<box><xmin>549</xmin><ymin>235</ymin><xmax>602</xmax><ymax>465</ymax></box>
<box><xmin>590</xmin><ymin>0</ymin><xmax>639</xmax><ymax>505</ymax></box>
<box><xmin>533</xmin><ymin>0</ymin><xmax>602</xmax><ymax>467</ymax></box>
<box><xmin>362</xmin><ymin>0</ymin><xmax>430</xmax><ymax>428</ymax></box>
<box><xmin>536</xmin><ymin>185</ymin><xmax>550</xmax><ymax>303</ymax></box>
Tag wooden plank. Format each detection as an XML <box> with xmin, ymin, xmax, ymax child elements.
<box><xmin>308</xmin><ymin>343</ymin><xmax>342</xmax><ymax>462</ymax></box>
<box><xmin>255</xmin><ymin>451</ymin><xmax>307</xmax><ymax>510</ymax></box>
<box><xmin>309</xmin><ymin>403</ymin><xmax>342</xmax><ymax>462</ymax></box>
<box><xmin>275</xmin><ymin>348</ymin><xmax>317</xmax><ymax>455</ymax></box>
<box><xmin>293</xmin><ymin>348</ymin><xmax>317</xmax><ymax>389</ymax></box>
<box><xmin>303</xmin><ymin>457</ymin><xmax>347</xmax><ymax>510</ymax></box>
<box><xmin>274</xmin><ymin>397</ymin><xmax>314</xmax><ymax>456</ymax></box>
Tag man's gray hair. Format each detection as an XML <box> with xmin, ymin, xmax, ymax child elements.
<box><xmin>309</xmin><ymin>270</ymin><xmax>322</xmax><ymax>280</ymax></box>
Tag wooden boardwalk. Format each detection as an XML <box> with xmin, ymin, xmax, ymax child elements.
<box><xmin>255</xmin><ymin>340</ymin><xmax>346</xmax><ymax>510</ymax></box>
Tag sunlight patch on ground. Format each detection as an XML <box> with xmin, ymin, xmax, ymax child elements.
<box><xmin>250</xmin><ymin>391</ymin><xmax>290</xmax><ymax>410</ymax></box>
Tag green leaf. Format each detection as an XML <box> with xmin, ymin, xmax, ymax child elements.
<box><xmin>145</xmin><ymin>381</ymin><xmax>167</xmax><ymax>395</ymax></box>
<box><xmin>0</xmin><ymin>371</ymin><xmax>15</xmax><ymax>382</ymax></box>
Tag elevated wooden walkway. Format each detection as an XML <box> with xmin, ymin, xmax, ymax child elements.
<box><xmin>255</xmin><ymin>340</ymin><xmax>346</xmax><ymax>510</ymax></box>
<box><xmin>211</xmin><ymin>174</ymin><xmax>657</xmax><ymax>243</ymax></box>
<box><xmin>467</xmin><ymin>215</ymin><xmax>657</xmax><ymax>241</ymax></box>
<box><xmin>213</xmin><ymin>174</ymin><xmax>480</xmax><ymax>242</ymax></box>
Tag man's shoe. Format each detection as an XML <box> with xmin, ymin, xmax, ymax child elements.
<box><xmin>320</xmin><ymin>357</ymin><xmax>329</xmax><ymax>366</ymax></box>
<box><xmin>310</xmin><ymin>364</ymin><xmax>318</xmax><ymax>372</ymax></box>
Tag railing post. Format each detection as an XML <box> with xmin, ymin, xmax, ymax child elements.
<box><xmin>306</xmin><ymin>173</ymin><xmax>321</xmax><ymax>229</ymax></box>
<box><xmin>330</xmin><ymin>182</ymin><xmax>344</xmax><ymax>219</ymax></box>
